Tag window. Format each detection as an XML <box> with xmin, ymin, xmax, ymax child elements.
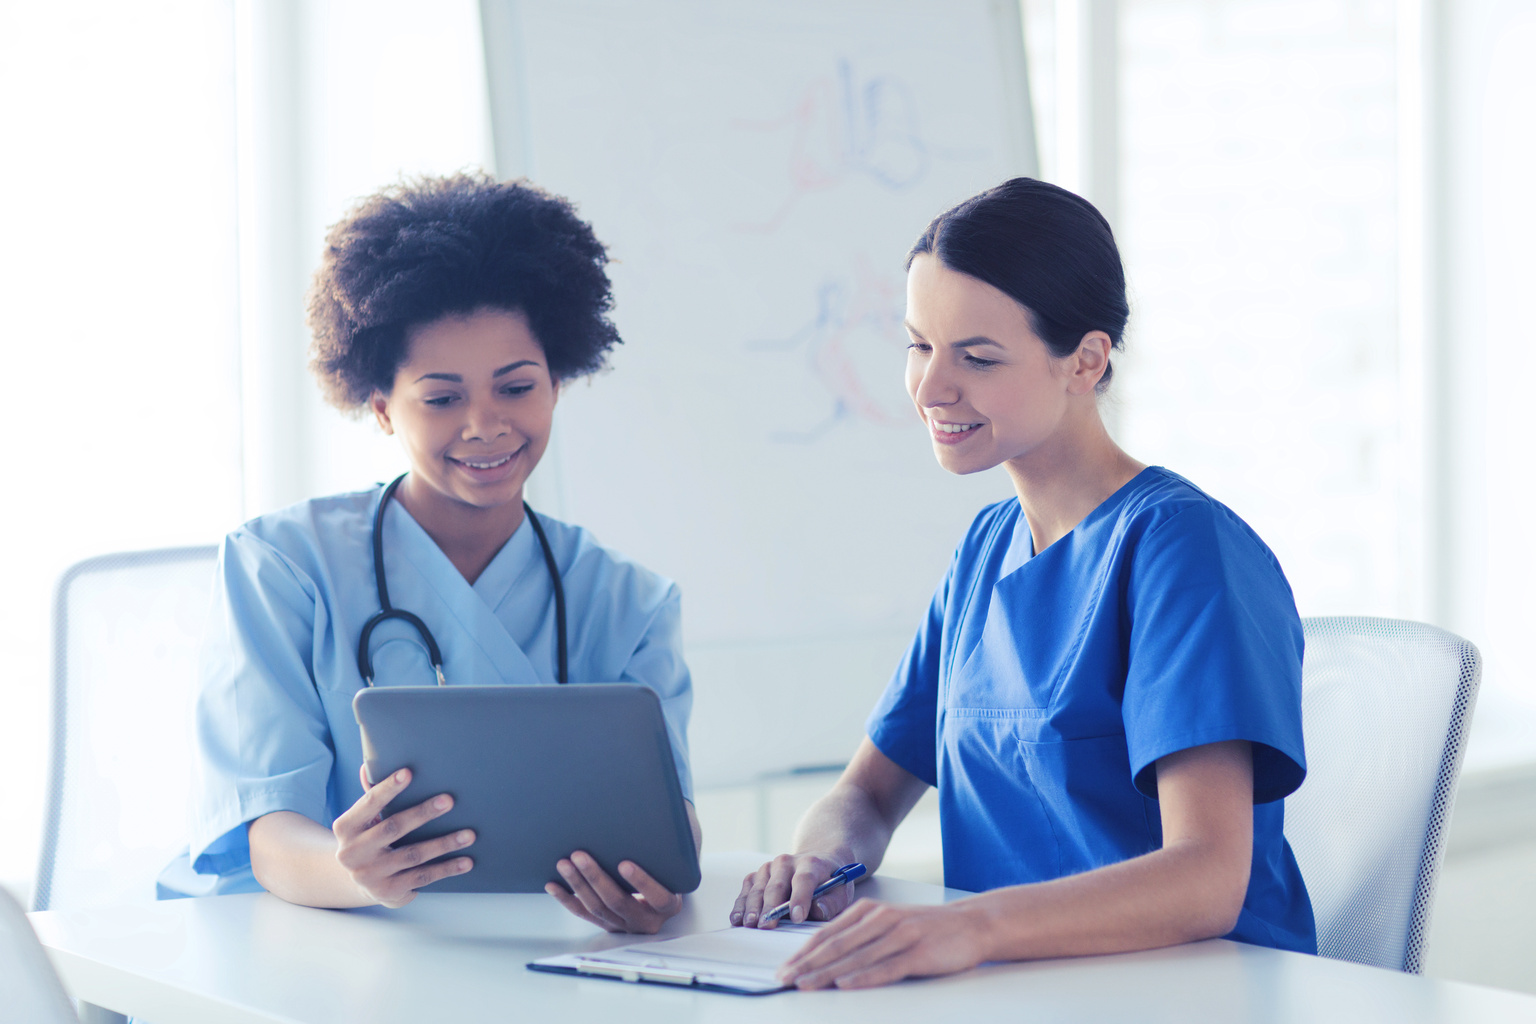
<box><xmin>0</xmin><ymin>2</ymin><xmax>243</xmax><ymax>892</ymax></box>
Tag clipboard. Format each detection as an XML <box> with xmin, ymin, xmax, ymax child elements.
<box><xmin>527</xmin><ymin>923</ymin><xmax>823</xmax><ymax>995</ymax></box>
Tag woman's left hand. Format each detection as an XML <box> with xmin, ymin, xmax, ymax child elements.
<box><xmin>546</xmin><ymin>851</ymin><xmax>684</xmax><ymax>934</ymax></box>
<box><xmin>777</xmin><ymin>899</ymin><xmax>991</xmax><ymax>990</ymax></box>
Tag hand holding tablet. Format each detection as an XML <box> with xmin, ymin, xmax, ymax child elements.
<box><xmin>331</xmin><ymin>765</ymin><xmax>475</xmax><ymax>908</ymax></box>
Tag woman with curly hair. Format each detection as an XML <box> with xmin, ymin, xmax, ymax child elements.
<box><xmin>174</xmin><ymin>173</ymin><xmax>697</xmax><ymax>933</ymax></box>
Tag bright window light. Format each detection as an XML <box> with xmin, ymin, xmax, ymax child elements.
<box><xmin>0</xmin><ymin>1</ymin><xmax>242</xmax><ymax>894</ymax></box>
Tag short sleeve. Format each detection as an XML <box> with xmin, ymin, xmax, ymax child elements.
<box><xmin>619</xmin><ymin>583</ymin><xmax>695</xmax><ymax>801</ymax></box>
<box><xmin>1122</xmin><ymin>504</ymin><xmax>1306</xmax><ymax>804</ymax></box>
<box><xmin>865</xmin><ymin>565</ymin><xmax>951</xmax><ymax>788</ymax></box>
<box><xmin>189</xmin><ymin>530</ymin><xmax>336</xmax><ymax>876</ymax></box>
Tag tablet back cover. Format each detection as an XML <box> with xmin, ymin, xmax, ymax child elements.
<box><xmin>351</xmin><ymin>684</ymin><xmax>700</xmax><ymax>894</ymax></box>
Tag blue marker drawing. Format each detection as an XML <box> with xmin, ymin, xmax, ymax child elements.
<box><xmin>735</xmin><ymin>59</ymin><xmax>933</xmax><ymax>232</ymax></box>
<box><xmin>751</xmin><ymin>259</ymin><xmax>913</xmax><ymax>443</ymax></box>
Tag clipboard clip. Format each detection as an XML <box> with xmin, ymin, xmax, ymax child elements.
<box><xmin>575</xmin><ymin>959</ymin><xmax>696</xmax><ymax>986</ymax></box>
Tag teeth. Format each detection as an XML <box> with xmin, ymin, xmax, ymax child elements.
<box><xmin>459</xmin><ymin>453</ymin><xmax>514</xmax><ymax>469</ymax></box>
<box><xmin>936</xmin><ymin>422</ymin><xmax>979</xmax><ymax>433</ymax></box>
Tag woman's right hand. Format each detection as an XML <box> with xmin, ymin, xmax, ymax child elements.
<box><xmin>331</xmin><ymin>765</ymin><xmax>476</xmax><ymax>908</ymax></box>
<box><xmin>731</xmin><ymin>853</ymin><xmax>857</xmax><ymax>928</ymax></box>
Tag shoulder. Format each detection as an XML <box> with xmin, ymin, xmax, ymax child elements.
<box><xmin>234</xmin><ymin>488</ymin><xmax>376</xmax><ymax>547</ymax></box>
<box><xmin>222</xmin><ymin>488</ymin><xmax>380</xmax><ymax>585</ymax></box>
<box><xmin>532</xmin><ymin>512</ymin><xmax>679</xmax><ymax>618</ymax></box>
<box><xmin>1116</xmin><ymin>468</ymin><xmax>1291</xmax><ymax>591</ymax></box>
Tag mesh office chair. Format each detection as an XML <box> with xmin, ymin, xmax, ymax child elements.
<box><xmin>32</xmin><ymin>546</ymin><xmax>219</xmax><ymax>916</ymax></box>
<box><xmin>1284</xmin><ymin>616</ymin><xmax>1481</xmax><ymax>973</ymax></box>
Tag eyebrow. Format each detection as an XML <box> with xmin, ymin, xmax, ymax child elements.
<box><xmin>413</xmin><ymin>360</ymin><xmax>539</xmax><ymax>384</ymax></box>
<box><xmin>902</xmin><ymin>322</ymin><xmax>1005</xmax><ymax>350</ymax></box>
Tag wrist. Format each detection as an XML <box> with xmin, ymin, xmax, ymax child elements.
<box><xmin>344</xmin><ymin>869</ymin><xmax>379</xmax><ymax>908</ymax></box>
<box><xmin>957</xmin><ymin>892</ymin><xmax>1010</xmax><ymax>963</ymax></box>
<box><xmin>797</xmin><ymin>844</ymin><xmax>857</xmax><ymax>868</ymax></box>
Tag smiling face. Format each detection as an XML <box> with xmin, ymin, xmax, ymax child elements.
<box><xmin>371</xmin><ymin>306</ymin><xmax>557</xmax><ymax>520</ymax></box>
<box><xmin>904</xmin><ymin>254</ymin><xmax>1105</xmax><ymax>476</ymax></box>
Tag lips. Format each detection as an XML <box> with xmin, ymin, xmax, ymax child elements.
<box><xmin>446</xmin><ymin>445</ymin><xmax>526</xmax><ymax>482</ymax></box>
<box><xmin>929</xmin><ymin>418</ymin><xmax>982</xmax><ymax>445</ymax></box>
<box><xmin>450</xmin><ymin>451</ymin><xmax>516</xmax><ymax>470</ymax></box>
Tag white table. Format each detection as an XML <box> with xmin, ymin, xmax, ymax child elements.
<box><xmin>30</xmin><ymin>852</ymin><xmax>1536</xmax><ymax>1023</ymax></box>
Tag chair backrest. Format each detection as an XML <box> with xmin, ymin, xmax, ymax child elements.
<box><xmin>32</xmin><ymin>546</ymin><xmax>219</xmax><ymax>913</ymax></box>
<box><xmin>1284</xmin><ymin>616</ymin><xmax>1481</xmax><ymax>973</ymax></box>
<box><xmin>0</xmin><ymin>887</ymin><xmax>77</xmax><ymax>1023</ymax></box>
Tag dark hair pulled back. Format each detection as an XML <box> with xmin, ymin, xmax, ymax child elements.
<box><xmin>907</xmin><ymin>177</ymin><xmax>1128</xmax><ymax>390</ymax></box>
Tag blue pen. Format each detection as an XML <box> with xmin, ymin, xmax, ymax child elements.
<box><xmin>760</xmin><ymin>863</ymin><xmax>866</xmax><ymax>924</ymax></box>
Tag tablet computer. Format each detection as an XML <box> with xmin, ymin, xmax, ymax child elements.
<box><xmin>351</xmin><ymin>684</ymin><xmax>700</xmax><ymax>895</ymax></box>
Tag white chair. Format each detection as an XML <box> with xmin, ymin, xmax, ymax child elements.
<box><xmin>1284</xmin><ymin>616</ymin><xmax>1481</xmax><ymax>973</ymax></box>
<box><xmin>0</xmin><ymin>887</ymin><xmax>77</xmax><ymax>1023</ymax></box>
<box><xmin>32</xmin><ymin>547</ymin><xmax>219</xmax><ymax>915</ymax></box>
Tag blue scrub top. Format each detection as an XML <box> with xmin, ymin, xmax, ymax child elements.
<box><xmin>867</xmin><ymin>467</ymin><xmax>1316</xmax><ymax>953</ymax></box>
<box><xmin>178</xmin><ymin>485</ymin><xmax>694</xmax><ymax>893</ymax></box>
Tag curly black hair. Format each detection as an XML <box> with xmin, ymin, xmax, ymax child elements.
<box><xmin>307</xmin><ymin>172</ymin><xmax>621</xmax><ymax>411</ymax></box>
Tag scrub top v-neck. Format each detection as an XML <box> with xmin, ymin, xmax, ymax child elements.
<box><xmin>867</xmin><ymin>467</ymin><xmax>1316</xmax><ymax>953</ymax></box>
<box><xmin>186</xmin><ymin>485</ymin><xmax>694</xmax><ymax>888</ymax></box>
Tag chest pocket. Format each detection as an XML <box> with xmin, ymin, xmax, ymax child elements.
<box><xmin>950</xmin><ymin>563</ymin><xmax>1103</xmax><ymax>713</ymax></box>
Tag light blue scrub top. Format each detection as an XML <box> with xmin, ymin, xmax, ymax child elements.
<box><xmin>170</xmin><ymin>485</ymin><xmax>693</xmax><ymax>895</ymax></box>
<box><xmin>867</xmin><ymin>467</ymin><xmax>1316</xmax><ymax>953</ymax></box>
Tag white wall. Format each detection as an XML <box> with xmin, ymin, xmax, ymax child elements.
<box><xmin>1440</xmin><ymin>0</ymin><xmax>1536</xmax><ymax>769</ymax></box>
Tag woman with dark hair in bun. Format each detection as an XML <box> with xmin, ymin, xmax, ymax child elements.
<box><xmin>733</xmin><ymin>178</ymin><xmax>1315</xmax><ymax>986</ymax></box>
<box><xmin>174</xmin><ymin>173</ymin><xmax>697</xmax><ymax>933</ymax></box>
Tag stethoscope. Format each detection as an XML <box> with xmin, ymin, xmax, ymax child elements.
<box><xmin>356</xmin><ymin>473</ymin><xmax>568</xmax><ymax>687</ymax></box>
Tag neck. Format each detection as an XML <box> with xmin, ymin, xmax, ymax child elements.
<box><xmin>393</xmin><ymin>476</ymin><xmax>527</xmax><ymax>585</ymax></box>
<box><xmin>1003</xmin><ymin>405</ymin><xmax>1144</xmax><ymax>555</ymax></box>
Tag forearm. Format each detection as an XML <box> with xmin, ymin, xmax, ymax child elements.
<box><xmin>248</xmin><ymin>811</ymin><xmax>374</xmax><ymax>908</ymax></box>
<box><xmin>791</xmin><ymin>782</ymin><xmax>903</xmax><ymax>873</ymax></box>
<box><xmin>792</xmin><ymin>739</ymin><xmax>929</xmax><ymax>872</ymax></box>
<box><xmin>966</xmin><ymin>834</ymin><xmax>1251</xmax><ymax>961</ymax></box>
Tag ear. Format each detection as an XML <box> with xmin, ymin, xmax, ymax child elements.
<box><xmin>550</xmin><ymin>377</ymin><xmax>561</xmax><ymax>406</ymax></box>
<box><xmin>1067</xmin><ymin>331</ymin><xmax>1113</xmax><ymax>396</ymax></box>
<box><xmin>370</xmin><ymin>390</ymin><xmax>395</xmax><ymax>435</ymax></box>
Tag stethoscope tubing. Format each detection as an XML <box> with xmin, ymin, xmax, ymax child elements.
<box><xmin>357</xmin><ymin>473</ymin><xmax>568</xmax><ymax>686</ymax></box>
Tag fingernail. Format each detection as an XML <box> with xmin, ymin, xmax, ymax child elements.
<box><xmin>458</xmin><ymin>858</ymin><xmax>472</xmax><ymax>872</ymax></box>
<box><xmin>434</xmin><ymin>795</ymin><xmax>451</xmax><ymax>810</ymax></box>
<box><xmin>395</xmin><ymin>770</ymin><xmax>409</xmax><ymax>783</ymax></box>
<box><xmin>744</xmin><ymin>913</ymin><xmax>757</xmax><ymax>925</ymax></box>
<box><xmin>457</xmin><ymin>830</ymin><xmax>473</xmax><ymax>846</ymax></box>
<box><xmin>618</xmin><ymin>862</ymin><xmax>635</xmax><ymax>878</ymax></box>
<box><xmin>791</xmin><ymin>905</ymin><xmax>806</xmax><ymax>923</ymax></box>
<box><xmin>814</xmin><ymin>899</ymin><xmax>827</xmax><ymax>917</ymax></box>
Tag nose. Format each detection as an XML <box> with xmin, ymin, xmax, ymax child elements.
<box><xmin>462</xmin><ymin>396</ymin><xmax>512</xmax><ymax>442</ymax></box>
<box><xmin>910</xmin><ymin>353</ymin><xmax>959</xmax><ymax>412</ymax></box>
